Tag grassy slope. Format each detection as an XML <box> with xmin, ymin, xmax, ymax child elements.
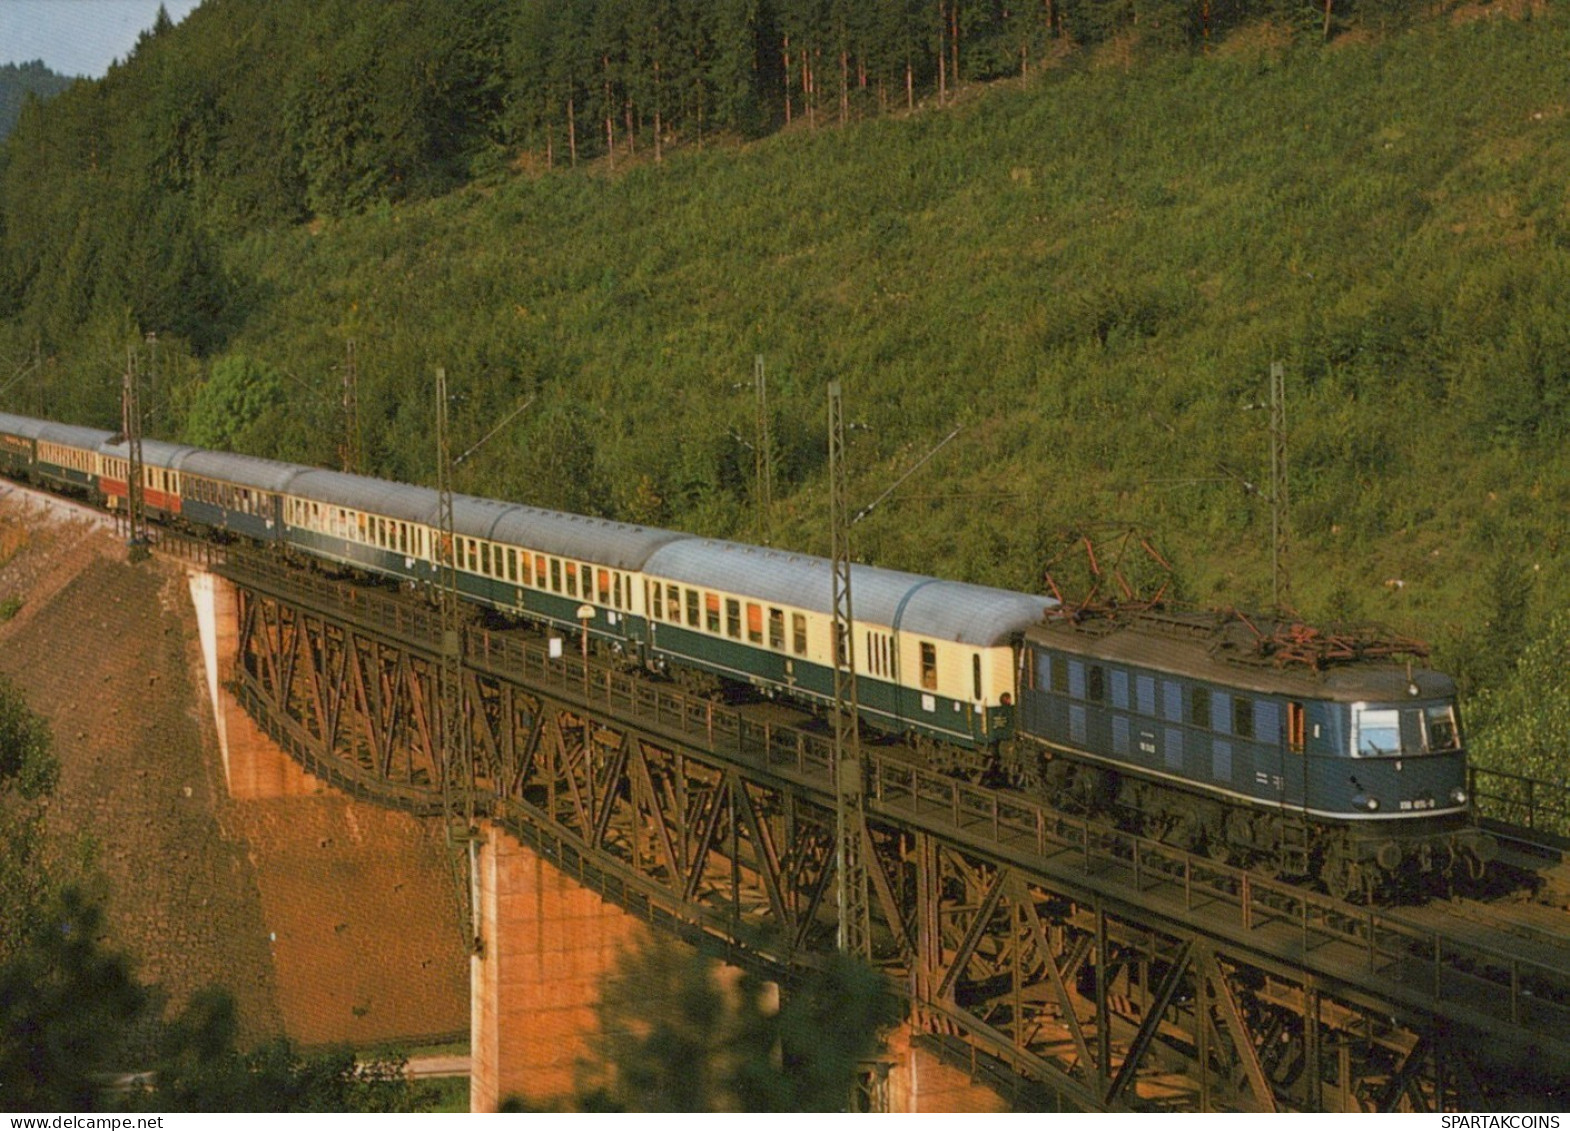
<box><xmin>220</xmin><ymin>11</ymin><xmax>1570</xmax><ymax>683</ymax></box>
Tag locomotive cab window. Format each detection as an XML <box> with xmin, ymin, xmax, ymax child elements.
<box><xmin>1354</xmin><ymin>707</ymin><xmax>1401</xmax><ymax>757</ymax></box>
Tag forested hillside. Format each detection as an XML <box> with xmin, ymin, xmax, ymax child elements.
<box><xmin>1</xmin><ymin>0</ymin><xmax>1568</xmax><ymax>715</ymax></box>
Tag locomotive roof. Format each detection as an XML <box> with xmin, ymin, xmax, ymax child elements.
<box><xmin>1025</xmin><ymin>613</ymin><xmax>1456</xmax><ymax>702</ymax></box>
<box><xmin>644</xmin><ymin>539</ymin><xmax>1056</xmax><ymax>646</ymax></box>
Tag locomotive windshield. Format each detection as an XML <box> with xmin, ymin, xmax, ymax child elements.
<box><xmin>1352</xmin><ymin>702</ymin><xmax>1461</xmax><ymax>757</ymax></box>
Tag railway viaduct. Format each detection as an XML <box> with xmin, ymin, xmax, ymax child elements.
<box><xmin>6</xmin><ymin>489</ymin><xmax>1569</xmax><ymax>1112</ymax></box>
<box><xmin>172</xmin><ymin>533</ymin><xmax>1570</xmax><ymax>1113</ymax></box>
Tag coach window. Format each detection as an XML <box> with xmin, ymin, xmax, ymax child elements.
<box><xmin>766</xmin><ymin>608</ymin><xmax>785</xmax><ymax>650</ymax></box>
<box><xmin>652</xmin><ymin>584</ymin><xmax>664</xmax><ymax>619</ymax></box>
<box><xmin>726</xmin><ymin>599</ymin><xmax>742</xmax><ymax>639</ymax></box>
<box><xmin>747</xmin><ymin>603</ymin><xmax>763</xmax><ymax>644</ymax></box>
<box><xmin>550</xmin><ymin>559</ymin><xmax>562</xmax><ymax>593</ymax></box>
<box><xmin>920</xmin><ymin>642</ymin><xmax>938</xmax><ymax>691</ymax></box>
<box><xmin>705</xmin><ymin>593</ymin><xmax>721</xmax><ymax>633</ymax></box>
<box><xmin>973</xmin><ymin>654</ymin><xmax>983</xmax><ymax>701</ymax></box>
<box><xmin>482</xmin><ymin>542</ymin><xmax>493</xmax><ymax>576</ymax></box>
<box><xmin>565</xmin><ymin>559</ymin><xmax>578</xmax><ymax>597</ymax></box>
<box><xmin>792</xmin><ymin>613</ymin><xmax>807</xmax><ymax>656</ymax></box>
<box><xmin>686</xmin><ymin>589</ymin><xmax>701</xmax><ymax>628</ymax></box>
<box><xmin>534</xmin><ymin>554</ymin><xmax>546</xmax><ymax>586</ymax></box>
<box><xmin>506</xmin><ymin>549</ymin><xmax>517</xmax><ymax>582</ymax></box>
<box><xmin>667</xmin><ymin>585</ymin><xmax>680</xmax><ymax>622</ymax></box>
<box><xmin>581</xmin><ymin>565</ymin><xmax>592</xmax><ymax>599</ymax></box>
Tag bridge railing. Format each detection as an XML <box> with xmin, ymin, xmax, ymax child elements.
<box><xmin>1470</xmin><ymin>765</ymin><xmax>1570</xmax><ymax>841</ymax></box>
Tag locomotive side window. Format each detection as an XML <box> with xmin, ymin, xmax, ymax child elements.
<box><xmin>1068</xmin><ymin>661</ymin><xmax>1085</xmax><ymax>699</ymax></box>
<box><xmin>1425</xmin><ymin>705</ymin><xmax>1459</xmax><ymax>751</ymax></box>
<box><xmin>1136</xmin><ymin>675</ymin><xmax>1156</xmax><ymax>716</ymax></box>
<box><xmin>1162</xmin><ymin>681</ymin><xmax>1182</xmax><ymax>723</ymax></box>
<box><xmin>1050</xmin><ymin>655</ymin><xmax>1068</xmax><ymax>695</ymax></box>
<box><xmin>1088</xmin><ymin>665</ymin><xmax>1105</xmax><ymax>703</ymax></box>
<box><xmin>1110</xmin><ymin>669</ymin><xmax>1128</xmax><ymax>709</ymax></box>
<box><xmin>1232</xmin><ymin>696</ymin><xmax>1254</xmax><ymax>739</ymax></box>
<box><xmin>1189</xmin><ymin>687</ymin><xmax>1211</xmax><ymax>730</ymax></box>
<box><xmin>920</xmin><ymin>643</ymin><xmax>938</xmax><ymax>691</ymax></box>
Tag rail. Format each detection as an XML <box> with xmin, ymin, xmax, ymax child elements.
<box><xmin>209</xmin><ymin>546</ymin><xmax>1570</xmax><ymax>1047</ymax></box>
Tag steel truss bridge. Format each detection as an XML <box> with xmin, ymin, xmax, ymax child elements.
<box><xmin>197</xmin><ymin>544</ymin><xmax>1570</xmax><ymax>1112</ymax></box>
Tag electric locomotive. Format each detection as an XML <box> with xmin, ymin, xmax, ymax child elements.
<box><xmin>1011</xmin><ymin>606</ymin><xmax>1493</xmax><ymax>899</ymax></box>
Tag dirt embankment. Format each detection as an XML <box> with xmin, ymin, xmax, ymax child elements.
<box><xmin>0</xmin><ymin>486</ymin><xmax>467</xmax><ymax>1056</ymax></box>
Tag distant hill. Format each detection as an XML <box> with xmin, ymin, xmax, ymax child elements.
<box><xmin>0</xmin><ymin>61</ymin><xmax>74</xmax><ymax>142</ymax></box>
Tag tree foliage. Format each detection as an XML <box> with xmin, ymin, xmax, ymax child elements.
<box><xmin>1465</xmin><ymin>606</ymin><xmax>1570</xmax><ymax>789</ymax></box>
<box><xmin>575</xmin><ymin>935</ymin><xmax>901</xmax><ymax>1112</ymax></box>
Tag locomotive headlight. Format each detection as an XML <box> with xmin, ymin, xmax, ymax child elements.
<box><xmin>1450</xmin><ymin>786</ymin><xmax>1468</xmax><ymax>806</ymax></box>
<box><xmin>1352</xmin><ymin>794</ymin><xmax>1380</xmax><ymax>813</ymax></box>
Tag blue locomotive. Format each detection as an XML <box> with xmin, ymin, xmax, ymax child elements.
<box><xmin>0</xmin><ymin>410</ymin><xmax>1493</xmax><ymax>898</ymax></box>
<box><xmin>1014</xmin><ymin>608</ymin><xmax>1492</xmax><ymax>898</ymax></box>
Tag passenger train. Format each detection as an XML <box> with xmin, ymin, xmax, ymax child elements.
<box><xmin>0</xmin><ymin>410</ymin><xmax>1494</xmax><ymax>899</ymax></box>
